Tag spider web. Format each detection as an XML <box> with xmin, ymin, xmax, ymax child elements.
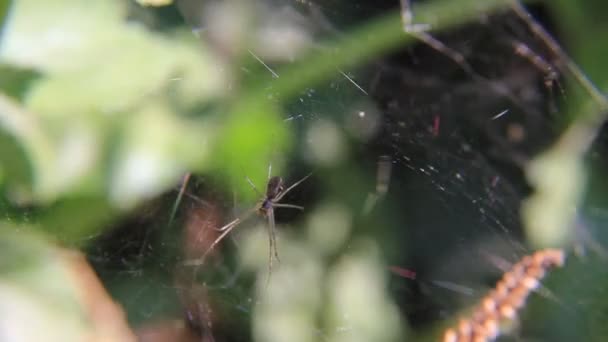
<box><xmin>86</xmin><ymin>1</ymin><xmax>608</xmax><ymax>341</ymax></box>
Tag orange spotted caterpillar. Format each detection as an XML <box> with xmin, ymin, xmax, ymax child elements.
<box><xmin>443</xmin><ymin>248</ymin><xmax>565</xmax><ymax>342</ymax></box>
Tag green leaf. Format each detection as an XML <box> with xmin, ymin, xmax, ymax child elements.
<box><xmin>34</xmin><ymin>196</ymin><xmax>115</xmax><ymax>246</ymax></box>
<box><xmin>0</xmin><ymin>228</ymin><xmax>91</xmax><ymax>341</ymax></box>
<box><xmin>0</xmin><ymin>93</ymin><xmax>56</xmax><ymax>200</ymax></box>
<box><xmin>0</xmin><ymin>127</ymin><xmax>32</xmax><ymax>188</ymax></box>
<box><xmin>109</xmin><ymin>99</ymin><xmax>215</xmax><ymax>208</ymax></box>
<box><xmin>0</xmin><ymin>0</ymin><xmax>226</xmax><ymax>206</ymax></box>
<box><xmin>0</xmin><ymin>0</ymin><xmax>10</xmax><ymax>48</ymax></box>
<box><xmin>211</xmin><ymin>100</ymin><xmax>292</xmax><ymax>202</ymax></box>
<box><xmin>0</xmin><ymin>63</ymin><xmax>40</xmax><ymax>101</ymax></box>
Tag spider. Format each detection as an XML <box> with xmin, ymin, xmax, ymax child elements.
<box><xmin>185</xmin><ymin>172</ymin><xmax>312</xmax><ymax>277</ymax></box>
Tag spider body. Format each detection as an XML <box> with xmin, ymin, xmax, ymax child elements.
<box><xmin>266</xmin><ymin>176</ymin><xmax>285</xmax><ymax>199</ymax></box>
<box><xmin>260</xmin><ymin>176</ymin><xmax>284</xmax><ymax>214</ymax></box>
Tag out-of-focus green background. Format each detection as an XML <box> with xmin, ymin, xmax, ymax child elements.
<box><xmin>1</xmin><ymin>0</ymin><xmax>608</xmax><ymax>341</ymax></box>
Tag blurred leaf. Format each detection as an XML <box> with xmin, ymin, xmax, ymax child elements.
<box><xmin>1</xmin><ymin>0</ymin><xmax>225</xmax><ymax>109</ymax></box>
<box><xmin>520</xmin><ymin>2</ymin><xmax>608</xmax><ymax>249</ymax></box>
<box><xmin>323</xmin><ymin>239</ymin><xmax>405</xmax><ymax>342</ymax></box>
<box><xmin>109</xmin><ymin>100</ymin><xmax>216</xmax><ymax>208</ymax></box>
<box><xmin>136</xmin><ymin>0</ymin><xmax>173</xmax><ymax>7</ymax></box>
<box><xmin>211</xmin><ymin>100</ymin><xmax>291</xmax><ymax>202</ymax></box>
<box><xmin>551</xmin><ymin>0</ymin><xmax>608</xmax><ymax>89</ymax></box>
<box><xmin>34</xmin><ymin>196</ymin><xmax>115</xmax><ymax>245</ymax></box>
<box><xmin>522</xmin><ymin>143</ymin><xmax>585</xmax><ymax>248</ymax></box>
<box><xmin>0</xmin><ymin>0</ymin><xmax>226</xmax><ymax>207</ymax></box>
<box><xmin>0</xmin><ymin>63</ymin><xmax>40</xmax><ymax>100</ymax></box>
<box><xmin>0</xmin><ymin>0</ymin><xmax>10</xmax><ymax>48</ymax></box>
<box><xmin>0</xmin><ymin>127</ymin><xmax>32</xmax><ymax>188</ymax></box>
<box><xmin>0</xmin><ymin>227</ymin><xmax>135</xmax><ymax>341</ymax></box>
<box><xmin>0</xmin><ymin>93</ymin><xmax>55</xmax><ymax>200</ymax></box>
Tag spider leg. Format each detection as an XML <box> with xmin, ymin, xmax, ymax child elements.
<box><xmin>215</xmin><ymin>207</ymin><xmax>257</xmax><ymax>231</ymax></box>
<box><xmin>274</xmin><ymin>172</ymin><xmax>313</xmax><ymax>202</ymax></box>
<box><xmin>184</xmin><ymin>222</ymin><xmax>240</xmax><ymax>267</ymax></box>
<box><xmin>272</xmin><ymin>203</ymin><xmax>304</xmax><ymax>210</ymax></box>
<box><xmin>263</xmin><ymin>208</ymin><xmax>280</xmax><ymax>287</ymax></box>
<box><xmin>214</xmin><ymin>205</ymin><xmax>259</xmax><ymax>232</ymax></box>
<box><xmin>268</xmin><ymin>208</ymin><xmax>280</xmax><ymax>263</ymax></box>
<box><xmin>264</xmin><ymin>209</ymin><xmax>274</xmax><ymax>287</ymax></box>
<box><xmin>245</xmin><ymin>176</ymin><xmax>263</xmax><ymax>198</ymax></box>
<box><xmin>184</xmin><ymin>207</ymin><xmax>258</xmax><ymax>267</ymax></box>
<box><xmin>215</xmin><ymin>217</ymin><xmax>241</xmax><ymax>231</ymax></box>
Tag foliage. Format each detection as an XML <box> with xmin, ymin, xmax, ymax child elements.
<box><xmin>1</xmin><ymin>0</ymin><xmax>607</xmax><ymax>341</ymax></box>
